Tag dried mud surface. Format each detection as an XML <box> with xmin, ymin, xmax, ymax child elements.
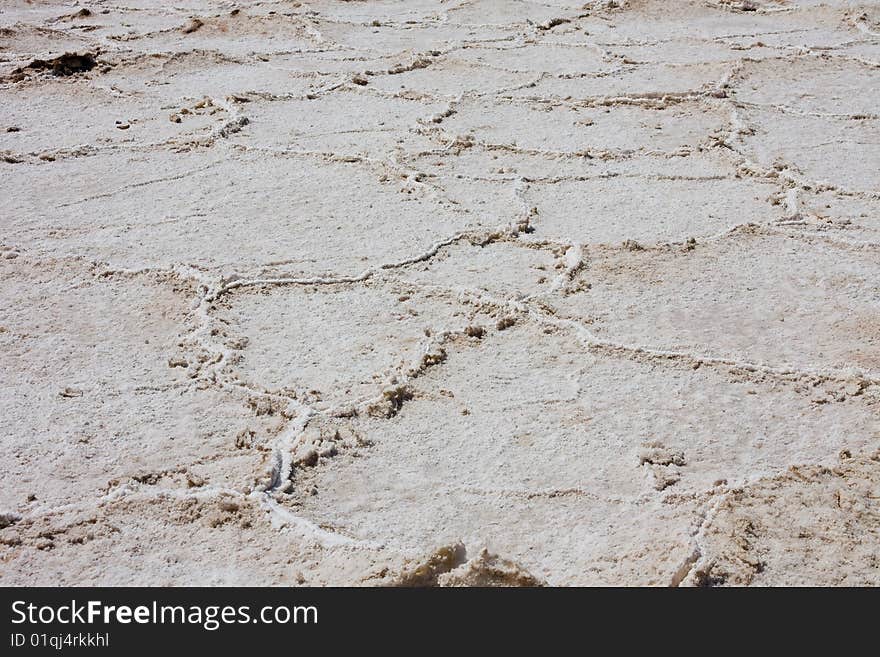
<box><xmin>1</xmin><ymin>0</ymin><xmax>879</xmax><ymax>586</ymax></box>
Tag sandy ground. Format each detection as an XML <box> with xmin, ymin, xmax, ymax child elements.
<box><xmin>1</xmin><ymin>0</ymin><xmax>879</xmax><ymax>587</ymax></box>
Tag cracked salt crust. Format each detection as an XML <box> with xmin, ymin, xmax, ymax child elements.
<box><xmin>1</xmin><ymin>0</ymin><xmax>878</xmax><ymax>586</ymax></box>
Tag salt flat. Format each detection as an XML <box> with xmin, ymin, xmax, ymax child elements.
<box><xmin>1</xmin><ymin>0</ymin><xmax>878</xmax><ymax>586</ymax></box>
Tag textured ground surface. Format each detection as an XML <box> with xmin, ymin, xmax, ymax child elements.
<box><xmin>1</xmin><ymin>0</ymin><xmax>879</xmax><ymax>586</ymax></box>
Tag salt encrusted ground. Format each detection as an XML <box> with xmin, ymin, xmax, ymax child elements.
<box><xmin>1</xmin><ymin>0</ymin><xmax>879</xmax><ymax>586</ymax></box>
